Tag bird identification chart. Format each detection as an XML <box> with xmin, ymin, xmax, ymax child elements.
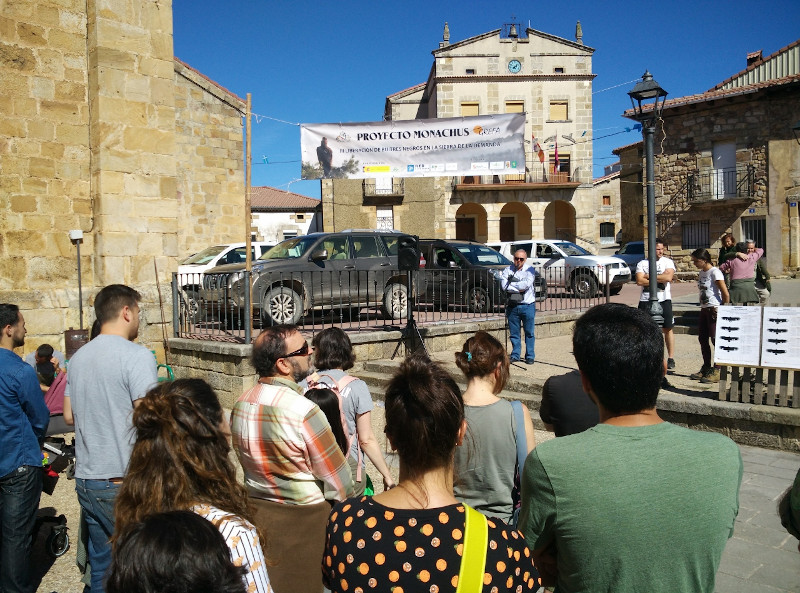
<box><xmin>760</xmin><ymin>307</ymin><xmax>800</xmax><ymax>369</ymax></box>
<box><xmin>714</xmin><ymin>306</ymin><xmax>762</xmax><ymax>366</ymax></box>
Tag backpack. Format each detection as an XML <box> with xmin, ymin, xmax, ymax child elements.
<box><xmin>304</xmin><ymin>372</ymin><xmax>364</xmax><ymax>481</ymax></box>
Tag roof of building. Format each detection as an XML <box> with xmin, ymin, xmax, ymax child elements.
<box><xmin>251</xmin><ymin>186</ymin><xmax>321</xmax><ymax>211</ymax></box>
<box><xmin>174</xmin><ymin>57</ymin><xmax>246</xmax><ymax>111</ymax></box>
<box><xmin>623</xmin><ymin>73</ymin><xmax>800</xmax><ymax>119</ymax></box>
<box><xmin>612</xmin><ymin>140</ymin><xmax>642</xmax><ymax>155</ymax></box>
<box><xmin>711</xmin><ymin>39</ymin><xmax>800</xmax><ymax>91</ymax></box>
<box><xmin>593</xmin><ymin>169</ymin><xmax>620</xmax><ymax>184</ymax></box>
<box><xmin>386</xmin><ymin>83</ymin><xmax>427</xmax><ymax>100</ymax></box>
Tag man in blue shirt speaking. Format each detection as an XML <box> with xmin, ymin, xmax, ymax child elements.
<box><xmin>0</xmin><ymin>303</ymin><xmax>50</xmax><ymax>593</ymax></box>
<box><xmin>496</xmin><ymin>249</ymin><xmax>538</xmax><ymax>364</ymax></box>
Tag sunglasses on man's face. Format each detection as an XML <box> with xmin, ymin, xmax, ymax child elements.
<box><xmin>283</xmin><ymin>341</ymin><xmax>312</xmax><ymax>358</ymax></box>
<box><xmin>514</xmin><ymin>257</ymin><xmax>526</xmax><ymax>261</ymax></box>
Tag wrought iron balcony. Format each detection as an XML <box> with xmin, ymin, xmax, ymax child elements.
<box><xmin>452</xmin><ymin>159</ymin><xmax>578</xmax><ymax>190</ymax></box>
<box><xmin>363</xmin><ymin>178</ymin><xmax>404</xmax><ymax>197</ymax></box>
<box><xmin>687</xmin><ymin>165</ymin><xmax>755</xmax><ymax>203</ymax></box>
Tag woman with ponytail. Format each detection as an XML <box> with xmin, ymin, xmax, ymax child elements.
<box><xmin>323</xmin><ymin>356</ymin><xmax>538</xmax><ymax>593</ymax></box>
<box><xmin>453</xmin><ymin>331</ymin><xmax>536</xmax><ymax>525</ymax></box>
<box><xmin>114</xmin><ymin>379</ymin><xmax>272</xmax><ymax>593</ymax></box>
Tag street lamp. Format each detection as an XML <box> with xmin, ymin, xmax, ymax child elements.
<box><xmin>628</xmin><ymin>71</ymin><xmax>668</xmax><ymax>327</ymax></box>
<box><xmin>793</xmin><ymin>120</ymin><xmax>800</xmax><ymax>145</ymax></box>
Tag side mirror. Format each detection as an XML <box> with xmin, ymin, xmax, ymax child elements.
<box><xmin>310</xmin><ymin>248</ymin><xmax>329</xmax><ymax>261</ymax></box>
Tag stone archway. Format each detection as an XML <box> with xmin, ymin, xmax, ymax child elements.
<box><xmin>498</xmin><ymin>203</ymin><xmax>532</xmax><ymax>241</ymax></box>
<box><xmin>544</xmin><ymin>200</ymin><xmax>576</xmax><ymax>240</ymax></box>
<box><xmin>455</xmin><ymin>203</ymin><xmax>488</xmax><ymax>241</ymax></box>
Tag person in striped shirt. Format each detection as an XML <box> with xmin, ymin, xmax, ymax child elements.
<box><xmin>231</xmin><ymin>324</ymin><xmax>354</xmax><ymax>593</ymax></box>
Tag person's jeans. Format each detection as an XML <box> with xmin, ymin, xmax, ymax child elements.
<box><xmin>75</xmin><ymin>478</ymin><xmax>120</xmax><ymax>593</ymax></box>
<box><xmin>507</xmin><ymin>302</ymin><xmax>536</xmax><ymax>362</ymax></box>
<box><xmin>0</xmin><ymin>465</ymin><xmax>42</xmax><ymax>593</ymax></box>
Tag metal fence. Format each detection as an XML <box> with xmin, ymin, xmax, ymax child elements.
<box><xmin>173</xmin><ymin>265</ymin><xmax>617</xmax><ymax>343</ymax></box>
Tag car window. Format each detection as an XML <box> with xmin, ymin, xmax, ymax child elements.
<box><xmin>628</xmin><ymin>243</ymin><xmax>644</xmax><ymax>254</ymax></box>
<box><xmin>554</xmin><ymin>242</ymin><xmax>590</xmax><ymax>256</ymax></box>
<box><xmin>456</xmin><ymin>244</ymin><xmax>509</xmax><ymax>266</ymax></box>
<box><xmin>382</xmin><ymin>235</ymin><xmax>400</xmax><ymax>256</ymax></box>
<box><xmin>536</xmin><ymin>244</ymin><xmax>554</xmax><ymax>258</ymax></box>
<box><xmin>322</xmin><ymin>236</ymin><xmax>350</xmax><ymax>260</ymax></box>
<box><xmin>434</xmin><ymin>247</ymin><xmax>464</xmax><ymax>268</ymax></box>
<box><xmin>511</xmin><ymin>242</ymin><xmax>534</xmax><ymax>258</ymax></box>
<box><xmin>181</xmin><ymin>245</ymin><xmax>227</xmax><ymax>265</ymax></box>
<box><xmin>352</xmin><ymin>236</ymin><xmax>382</xmax><ymax>258</ymax></box>
<box><xmin>263</xmin><ymin>236</ymin><xmax>318</xmax><ymax>259</ymax></box>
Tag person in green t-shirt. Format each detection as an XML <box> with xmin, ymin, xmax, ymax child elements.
<box><xmin>519</xmin><ymin>303</ymin><xmax>743</xmax><ymax>593</ymax></box>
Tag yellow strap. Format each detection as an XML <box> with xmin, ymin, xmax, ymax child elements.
<box><xmin>456</xmin><ymin>505</ymin><xmax>488</xmax><ymax>593</ymax></box>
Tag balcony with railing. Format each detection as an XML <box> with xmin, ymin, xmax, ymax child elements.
<box><xmin>363</xmin><ymin>178</ymin><xmax>404</xmax><ymax>197</ymax></box>
<box><xmin>686</xmin><ymin>164</ymin><xmax>756</xmax><ymax>204</ymax></box>
<box><xmin>452</xmin><ymin>158</ymin><xmax>580</xmax><ymax>191</ymax></box>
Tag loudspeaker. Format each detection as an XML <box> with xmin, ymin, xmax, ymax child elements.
<box><xmin>398</xmin><ymin>235</ymin><xmax>420</xmax><ymax>271</ymax></box>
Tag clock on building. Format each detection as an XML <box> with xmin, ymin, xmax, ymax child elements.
<box><xmin>508</xmin><ymin>59</ymin><xmax>521</xmax><ymax>74</ymax></box>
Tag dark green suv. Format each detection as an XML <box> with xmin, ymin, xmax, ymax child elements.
<box><xmin>199</xmin><ymin>230</ymin><xmax>414</xmax><ymax>325</ymax></box>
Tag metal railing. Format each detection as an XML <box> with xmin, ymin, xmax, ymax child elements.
<box><xmin>173</xmin><ymin>264</ymin><xmax>622</xmax><ymax>343</ymax></box>
<box><xmin>687</xmin><ymin>165</ymin><xmax>755</xmax><ymax>203</ymax></box>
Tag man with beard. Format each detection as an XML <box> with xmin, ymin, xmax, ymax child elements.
<box><xmin>231</xmin><ymin>324</ymin><xmax>353</xmax><ymax>593</ymax></box>
<box><xmin>0</xmin><ymin>304</ymin><xmax>50</xmax><ymax>593</ymax></box>
<box><xmin>64</xmin><ymin>285</ymin><xmax>158</xmax><ymax>593</ymax></box>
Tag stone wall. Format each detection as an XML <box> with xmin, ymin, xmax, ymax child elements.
<box><xmin>1</xmin><ymin>0</ymin><xmax>92</xmax><ymax>349</ymax></box>
<box><xmin>174</xmin><ymin>60</ymin><xmax>246</xmax><ymax>259</ymax></box>
<box><xmin>653</xmin><ymin>86</ymin><xmax>800</xmax><ymax>272</ymax></box>
<box><xmin>1</xmin><ymin>0</ymin><xmax>246</xmax><ymax>359</ymax></box>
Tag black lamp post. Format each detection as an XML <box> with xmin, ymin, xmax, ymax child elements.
<box><xmin>628</xmin><ymin>71</ymin><xmax>668</xmax><ymax>327</ymax></box>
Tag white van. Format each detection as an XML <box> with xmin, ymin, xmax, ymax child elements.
<box><xmin>178</xmin><ymin>242</ymin><xmax>272</xmax><ymax>321</ymax></box>
<box><xmin>487</xmin><ymin>239</ymin><xmax>630</xmax><ymax>298</ymax></box>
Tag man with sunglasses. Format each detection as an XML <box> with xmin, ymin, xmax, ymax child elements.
<box><xmin>231</xmin><ymin>324</ymin><xmax>354</xmax><ymax>593</ymax></box>
<box><xmin>496</xmin><ymin>249</ymin><xmax>538</xmax><ymax>364</ymax></box>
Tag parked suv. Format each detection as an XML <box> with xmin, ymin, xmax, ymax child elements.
<box><xmin>417</xmin><ymin>240</ymin><xmax>546</xmax><ymax>312</ymax></box>
<box><xmin>614</xmin><ymin>240</ymin><xmax>646</xmax><ymax>274</ymax></box>
<box><xmin>488</xmin><ymin>239</ymin><xmax>631</xmax><ymax>298</ymax></box>
<box><xmin>178</xmin><ymin>242</ymin><xmax>273</xmax><ymax>322</ymax></box>
<box><xmin>200</xmin><ymin>230</ymin><xmax>414</xmax><ymax>325</ymax></box>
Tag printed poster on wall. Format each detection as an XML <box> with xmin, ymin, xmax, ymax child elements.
<box><xmin>714</xmin><ymin>306</ymin><xmax>762</xmax><ymax>367</ymax></box>
<box><xmin>300</xmin><ymin>113</ymin><xmax>526</xmax><ymax>180</ymax></box>
<box><xmin>760</xmin><ymin>307</ymin><xmax>800</xmax><ymax>369</ymax></box>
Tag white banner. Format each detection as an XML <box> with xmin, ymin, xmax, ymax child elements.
<box><xmin>300</xmin><ymin>114</ymin><xmax>526</xmax><ymax>180</ymax></box>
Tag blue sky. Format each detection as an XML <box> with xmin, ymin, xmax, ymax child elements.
<box><xmin>173</xmin><ymin>0</ymin><xmax>800</xmax><ymax>199</ymax></box>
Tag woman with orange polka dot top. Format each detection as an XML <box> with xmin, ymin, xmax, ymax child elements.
<box><xmin>323</xmin><ymin>356</ymin><xmax>539</xmax><ymax>593</ymax></box>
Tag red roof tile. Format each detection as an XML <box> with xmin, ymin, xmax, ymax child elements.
<box><xmin>250</xmin><ymin>186</ymin><xmax>321</xmax><ymax>211</ymax></box>
<box><xmin>612</xmin><ymin>140</ymin><xmax>643</xmax><ymax>154</ymax></box>
<box><xmin>593</xmin><ymin>170</ymin><xmax>620</xmax><ymax>184</ymax></box>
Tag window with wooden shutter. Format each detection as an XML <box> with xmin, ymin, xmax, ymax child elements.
<box><xmin>549</xmin><ymin>101</ymin><xmax>568</xmax><ymax>121</ymax></box>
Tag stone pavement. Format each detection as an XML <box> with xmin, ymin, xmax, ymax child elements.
<box><xmin>718</xmin><ymin>445</ymin><xmax>800</xmax><ymax>593</ymax></box>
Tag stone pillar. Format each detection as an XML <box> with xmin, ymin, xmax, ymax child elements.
<box><xmin>87</xmin><ymin>0</ymin><xmax>177</xmax><ymax>288</ymax></box>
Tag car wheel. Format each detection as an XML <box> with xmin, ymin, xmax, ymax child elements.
<box><xmin>46</xmin><ymin>528</ymin><xmax>70</xmax><ymax>558</ymax></box>
<box><xmin>181</xmin><ymin>288</ymin><xmax>205</xmax><ymax>323</ymax></box>
<box><xmin>467</xmin><ymin>285</ymin><xmax>490</xmax><ymax>313</ymax></box>
<box><xmin>609</xmin><ymin>285</ymin><xmax>623</xmax><ymax>296</ymax></box>
<box><xmin>262</xmin><ymin>287</ymin><xmax>303</xmax><ymax>325</ymax></box>
<box><xmin>571</xmin><ymin>272</ymin><xmax>598</xmax><ymax>299</ymax></box>
<box><xmin>382</xmin><ymin>283</ymin><xmax>407</xmax><ymax>320</ymax></box>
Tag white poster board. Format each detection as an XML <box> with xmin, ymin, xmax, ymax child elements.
<box><xmin>714</xmin><ymin>306</ymin><xmax>762</xmax><ymax>366</ymax></box>
<box><xmin>760</xmin><ymin>307</ymin><xmax>800</xmax><ymax>369</ymax></box>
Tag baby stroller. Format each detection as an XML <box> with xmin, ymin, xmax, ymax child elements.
<box><xmin>33</xmin><ymin>370</ymin><xmax>75</xmax><ymax>558</ymax></box>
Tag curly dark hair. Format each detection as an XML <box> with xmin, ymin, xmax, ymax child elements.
<box><xmin>311</xmin><ymin>327</ymin><xmax>355</xmax><ymax>371</ymax></box>
<box><xmin>114</xmin><ymin>379</ymin><xmax>257</xmax><ymax>544</ymax></box>
<box><xmin>0</xmin><ymin>304</ymin><xmax>20</xmax><ymax>330</ymax></box>
<box><xmin>384</xmin><ymin>356</ymin><xmax>463</xmax><ymax>491</ymax></box>
<box><xmin>454</xmin><ymin>331</ymin><xmax>509</xmax><ymax>394</ymax></box>
<box><xmin>107</xmin><ymin>510</ymin><xmax>247</xmax><ymax>593</ymax></box>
